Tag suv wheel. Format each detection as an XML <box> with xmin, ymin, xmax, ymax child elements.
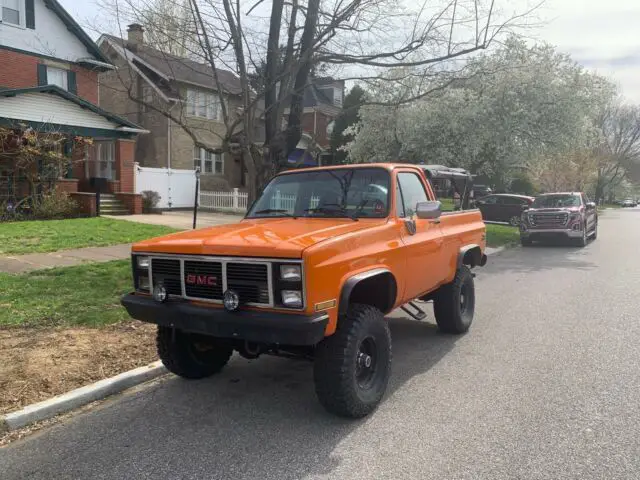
<box><xmin>575</xmin><ymin>226</ymin><xmax>588</xmax><ymax>247</ymax></box>
<box><xmin>157</xmin><ymin>326</ymin><xmax>233</xmax><ymax>379</ymax></box>
<box><xmin>520</xmin><ymin>237</ymin><xmax>533</xmax><ymax>247</ymax></box>
<box><xmin>591</xmin><ymin>222</ymin><xmax>598</xmax><ymax>240</ymax></box>
<box><xmin>314</xmin><ymin>304</ymin><xmax>392</xmax><ymax>418</ymax></box>
<box><xmin>433</xmin><ymin>266</ymin><xmax>475</xmax><ymax>334</ymax></box>
<box><xmin>509</xmin><ymin>215</ymin><xmax>520</xmax><ymax>226</ymax></box>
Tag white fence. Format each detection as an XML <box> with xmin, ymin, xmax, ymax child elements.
<box><xmin>198</xmin><ymin>190</ymin><xmax>320</xmax><ymax>213</ymax></box>
<box><xmin>200</xmin><ymin>189</ymin><xmax>249</xmax><ymax>212</ymax></box>
<box><xmin>135</xmin><ymin>164</ymin><xmax>197</xmax><ymax>209</ymax></box>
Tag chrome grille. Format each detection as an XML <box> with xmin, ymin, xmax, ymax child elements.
<box><xmin>184</xmin><ymin>261</ymin><xmax>223</xmax><ymax>300</ymax></box>
<box><xmin>227</xmin><ymin>263</ymin><xmax>270</xmax><ymax>304</ymax></box>
<box><xmin>151</xmin><ymin>258</ymin><xmax>181</xmax><ymax>295</ymax></box>
<box><xmin>530</xmin><ymin>212</ymin><xmax>568</xmax><ymax>228</ymax></box>
<box><xmin>147</xmin><ymin>255</ymin><xmax>273</xmax><ymax>306</ymax></box>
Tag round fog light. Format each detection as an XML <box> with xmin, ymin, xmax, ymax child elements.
<box><xmin>223</xmin><ymin>289</ymin><xmax>240</xmax><ymax>312</ymax></box>
<box><xmin>153</xmin><ymin>284</ymin><xmax>168</xmax><ymax>303</ymax></box>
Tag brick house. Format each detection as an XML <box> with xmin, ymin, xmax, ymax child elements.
<box><xmin>97</xmin><ymin>24</ymin><xmax>345</xmax><ymax>190</ymax></box>
<box><xmin>0</xmin><ymin>0</ymin><xmax>146</xmax><ymax>215</ymax></box>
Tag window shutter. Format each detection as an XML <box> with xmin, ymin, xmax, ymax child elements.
<box><xmin>67</xmin><ymin>70</ymin><xmax>77</xmax><ymax>94</ymax></box>
<box><xmin>37</xmin><ymin>64</ymin><xmax>48</xmax><ymax>86</ymax></box>
<box><xmin>26</xmin><ymin>0</ymin><xmax>35</xmax><ymax>29</ymax></box>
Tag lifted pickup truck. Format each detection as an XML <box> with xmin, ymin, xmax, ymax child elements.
<box><xmin>121</xmin><ymin>163</ymin><xmax>487</xmax><ymax>418</ymax></box>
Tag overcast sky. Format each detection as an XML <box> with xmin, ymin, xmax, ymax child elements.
<box><xmin>60</xmin><ymin>0</ymin><xmax>640</xmax><ymax>102</ymax></box>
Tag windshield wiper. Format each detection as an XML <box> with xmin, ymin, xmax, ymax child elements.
<box><xmin>304</xmin><ymin>204</ymin><xmax>358</xmax><ymax>221</ymax></box>
<box><xmin>251</xmin><ymin>209</ymin><xmax>296</xmax><ymax>218</ymax></box>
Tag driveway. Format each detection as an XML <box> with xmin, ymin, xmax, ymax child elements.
<box><xmin>3</xmin><ymin>209</ymin><xmax>639</xmax><ymax>479</ymax></box>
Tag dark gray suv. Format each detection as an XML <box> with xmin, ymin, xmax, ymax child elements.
<box><xmin>520</xmin><ymin>192</ymin><xmax>598</xmax><ymax>247</ymax></box>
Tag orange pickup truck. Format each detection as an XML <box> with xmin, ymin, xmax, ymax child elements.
<box><xmin>121</xmin><ymin>163</ymin><xmax>487</xmax><ymax>418</ymax></box>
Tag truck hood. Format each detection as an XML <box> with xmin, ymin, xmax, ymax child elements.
<box><xmin>131</xmin><ymin>218</ymin><xmax>385</xmax><ymax>258</ymax></box>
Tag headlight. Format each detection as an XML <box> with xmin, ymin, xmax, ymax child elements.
<box><xmin>137</xmin><ymin>256</ymin><xmax>150</xmax><ymax>268</ymax></box>
<box><xmin>570</xmin><ymin>212</ymin><xmax>581</xmax><ymax>220</ymax></box>
<box><xmin>281</xmin><ymin>290</ymin><xmax>303</xmax><ymax>308</ymax></box>
<box><xmin>280</xmin><ymin>265</ymin><xmax>301</xmax><ymax>281</ymax></box>
<box><xmin>139</xmin><ymin>275</ymin><xmax>150</xmax><ymax>291</ymax></box>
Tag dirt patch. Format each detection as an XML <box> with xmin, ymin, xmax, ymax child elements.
<box><xmin>0</xmin><ymin>321</ymin><xmax>157</xmax><ymax>416</ymax></box>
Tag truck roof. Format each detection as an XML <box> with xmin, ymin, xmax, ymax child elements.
<box><xmin>278</xmin><ymin>163</ymin><xmax>472</xmax><ymax>181</ymax></box>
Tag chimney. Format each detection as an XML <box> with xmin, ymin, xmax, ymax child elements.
<box><xmin>127</xmin><ymin>23</ymin><xmax>144</xmax><ymax>48</ymax></box>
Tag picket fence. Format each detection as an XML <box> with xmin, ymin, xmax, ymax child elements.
<box><xmin>199</xmin><ymin>189</ymin><xmax>320</xmax><ymax>213</ymax></box>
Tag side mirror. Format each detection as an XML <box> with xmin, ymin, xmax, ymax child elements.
<box><xmin>416</xmin><ymin>201</ymin><xmax>442</xmax><ymax>220</ymax></box>
<box><xmin>586</xmin><ymin>202</ymin><xmax>596</xmax><ymax>210</ymax></box>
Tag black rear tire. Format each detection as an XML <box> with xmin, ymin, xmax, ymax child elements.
<box><xmin>314</xmin><ymin>304</ymin><xmax>392</xmax><ymax>418</ymax></box>
<box><xmin>433</xmin><ymin>266</ymin><xmax>475</xmax><ymax>334</ymax></box>
<box><xmin>157</xmin><ymin>326</ymin><xmax>233</xmax><ymax>379</ymax></box>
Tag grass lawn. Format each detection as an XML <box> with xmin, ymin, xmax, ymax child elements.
<box><xmin>0</xmin><ymin>217</ymin><xmax>177</xmax><ymax>255</ymax></box>
<box><xmin>0</xmin><ymin>260</ymin><xmax>133</xmax><ymax>328</ymax></box>
<box><xmin>485</xmin><ymin>223</ymin><xmax>520</xmax><ymax>248</ymax></box>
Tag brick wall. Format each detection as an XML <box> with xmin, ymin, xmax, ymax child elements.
<box><xmin>115</xmin><ymin>139</ymin><xmax>136</xmax><ymax>193</ymax></box>
<box><xmin>70</xmin><ymin>192</ymin><xmax>97</xmax><ymax>216</ymax></box>
<box><xmin>115</xmin><ymin>192</ymin><xmax>142</xmax><ymax>214</ymax></box>
<box><xmin>0</xmin><ymin>48</ymin><xmax>98</xmax><ymax>104</ymax></box>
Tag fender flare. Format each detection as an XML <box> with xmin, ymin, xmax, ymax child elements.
<box><xmin>338</xmin><ymin>268</ymin><xmax>395</xmax><ymax>316</ymax></box>
<box><xmin>457</xmin><ymin>244</ymin><xmax>486</xmax><ymax>268</ymax></box>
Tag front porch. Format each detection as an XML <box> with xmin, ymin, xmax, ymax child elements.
<box><xmin>0</xmin><ymin>86</ymin><xmax>147</xmax><ymax>216</ymax></box>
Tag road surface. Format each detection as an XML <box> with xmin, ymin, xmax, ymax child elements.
<box><xmin>2</xmin><ymin>208</ymin><xmax>639</xmax><ymax>479</ymax></box>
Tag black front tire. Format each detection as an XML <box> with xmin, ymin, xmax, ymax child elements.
<box><xmin>314</xmin><ymin>304</ymin><xmax>392</xmax><ymax>418</ymax></box>
<box><xmin>520</xmin><ymin>237</ymin><xmax>533</xmax><ymax>247</ymax></box>
<box><xmin>433</xmin><ymin>266</ymin><xmax>475</xmax><ymax>334</ymax></box>
<box><xmin>157</xmin><ymin>326</ymin><xmax>233</xmax><ymax>379</ymax></box>
<box><xmin>574</xmin><ymin>227</ymin><xmax>588</xmax><ymax>247</ymax></box>
<box><xmin>591</xmin><ymin>222</ymin><xmax>598</xmax><ymax>240</ymax></box>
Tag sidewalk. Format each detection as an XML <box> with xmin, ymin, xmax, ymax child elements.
<box><xmin>104</xmin><ymin>211</ymin><xmax>244</xmax><ymax>230</ymax></box>
<box><xmin>0</xmin><ymin>244</ymin><xmax>133</xmax><ymax>274</ymax></box>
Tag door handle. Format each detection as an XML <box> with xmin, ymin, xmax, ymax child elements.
<box><xmin>429</xmin><ymin>219</ymin><xmax>441</xmax><ymax>224</ymax></box>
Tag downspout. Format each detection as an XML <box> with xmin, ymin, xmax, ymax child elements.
<box><xmin>166</xmin><ymin>101</ymin><xmax>177</xmax><ymax>208</ymax></box>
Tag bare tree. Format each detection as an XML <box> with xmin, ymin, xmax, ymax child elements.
<box><xmin>96</xmin><ymin>0</ymin><xmax>539</xmax><ymax>202</ymax></box>
<box><xmin>593</xmin><ymin>103</ymin><xmax>640</xmax><ymax>203</ymax></box>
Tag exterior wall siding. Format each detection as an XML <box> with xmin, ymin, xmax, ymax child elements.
<box><xmin>0</xmin><ymin>0</ymin><xmax>93</xmax><ymax>61</ymax></box>
<box><xmin>0</xmin><ymin>92</ymin><xmax>119</xmax><ymax>129</ymax></box>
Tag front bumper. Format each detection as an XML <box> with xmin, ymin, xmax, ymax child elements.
<box><xmin>520</xmin><ymin>227</ymin><xmax>583</xmax><ymax>239</ymax></box>
<box><xmin>121</xmin><ymin>293</ymin><xmax>329</xmax><ymax>346</ymax></box>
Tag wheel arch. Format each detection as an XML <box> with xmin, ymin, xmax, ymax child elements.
<box><xmin>339</xmin><ymin>268</ymin><xmax>398</xmax><ymax>317</ymax></box>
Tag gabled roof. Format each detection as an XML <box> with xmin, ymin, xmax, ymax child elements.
<box><xmin>42</xmin><ymin>0</ymin><xmax>111</xmax><ymax>64</ymax></box>
<box><xmin>99</xmin><ymin>34</ymin><xmax>242</xmax><ymax>95</ymax></box>
<box><xmin>0</xmin><ymin>85</ymin><xmax>145</xmax><ymax>131</ymax></box>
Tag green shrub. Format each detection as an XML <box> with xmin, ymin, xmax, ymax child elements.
<box><xmin>141</xmin><ymin>190</ymin><xmax>161</xmax><ymax>213</ymax></box>
<box><xmin>31</xmin><ymin>189</ymin><xmax>80</xmax><ymax>220</ymax></box>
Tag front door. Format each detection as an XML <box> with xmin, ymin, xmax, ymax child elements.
<box><xmin>395</xmin><ymin>171</ymin><xmax>446</xmax><ymax>301</ymax></box>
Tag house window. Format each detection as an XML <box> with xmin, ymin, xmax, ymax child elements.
<box><xmin>1</xmin><ymin>0</ymin><xmax>22</xmax><ymax>26</ymax></box>
<box><xmin>193</xmin><ymin>147</ymin><xmax>223</xmax><ymax>174</ymax></box>
<box><xmin>186</xmin><ymin>89</ymin><xmax>221</xmax><ymax>121</ymax></box>
<box><xmin>85</xmin><ymin>141</ymin><xmax>115</xmax><ymax>180</ymax></box>
<box><xmin>47</xmin><ymin>67</ymin><xmax>68</xmax><ymax>91</ymax></box>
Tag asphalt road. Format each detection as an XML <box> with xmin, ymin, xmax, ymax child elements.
<box><xmin>2</xmin><ymin>208</ymin><xmax>639</xmax><ymax>479</ymax></box>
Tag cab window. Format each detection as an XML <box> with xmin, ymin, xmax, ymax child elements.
<box><xmin>397</xmin><ymin>173</ymin><xmax>428</xmax><ymax>217</ymax></box>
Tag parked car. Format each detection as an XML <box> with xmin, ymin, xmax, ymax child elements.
<box><xmin>473</xmin><ymin>184</ymin><xmax>493</xmax><ymax>199</ymax></box>
<box><xmin>475</xmin><ymin>194</ymin><xmax>535</xmax><ymax>226</ymax></box>
<box><xmin>621</xmin><ymin>199</ymin><xmax>636</xmax><ymax>208</ymax></box>
<box><xmin>520</xmin><ymin>192</ymin><xmax>598</xmax><ymax>247</ymax></box>
<box><xmin>121</xmin><ymin>163</ymin><xmax>487</xmax><ymax>418</ymax></box>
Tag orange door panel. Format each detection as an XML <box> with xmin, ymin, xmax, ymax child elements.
<box><xmin>394</xmin><ymin>170</ymin><xmax>447</xmax><ymax>301</ymax></box>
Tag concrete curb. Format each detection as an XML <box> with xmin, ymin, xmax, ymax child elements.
<box><xmin>485</xmin><ymin>246</ymin><xmax>507</xmax><ymax>256</ymax></box>
<box><xmin>0</xmin><ymin>361</ymin><xmax>167</xmax><ymax>433</ymax></box>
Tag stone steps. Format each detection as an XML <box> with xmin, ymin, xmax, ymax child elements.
<box><xmin>99</xmin><ymin>194</ymin><xmax>129</xmax><ymax>215</ymax></box>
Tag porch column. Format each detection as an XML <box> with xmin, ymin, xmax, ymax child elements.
<box><xmin>115</xmin><ymin>139</ymin><xmax>136</xmax><ymax>193</ymax></box>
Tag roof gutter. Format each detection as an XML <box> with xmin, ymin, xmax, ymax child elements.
<box><xmin>76</xmin><ymin>58</ymin><xmax>115</xmax><ymax>70</ymax></box>
<box><xmin>117</xmin><ymin>126</ymin><xmax>150</xmax><ymax>134</ymax></box>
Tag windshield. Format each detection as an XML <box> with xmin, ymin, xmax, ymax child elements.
<box><xmin>247</xmin><ymin>168</ymin><xmax>391</xmax><ymax>219</ymax></box>
<box><xmin>532</xmin><ymin>194</ymin><xmax>581</xmax><ymax>208</ymax></box>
